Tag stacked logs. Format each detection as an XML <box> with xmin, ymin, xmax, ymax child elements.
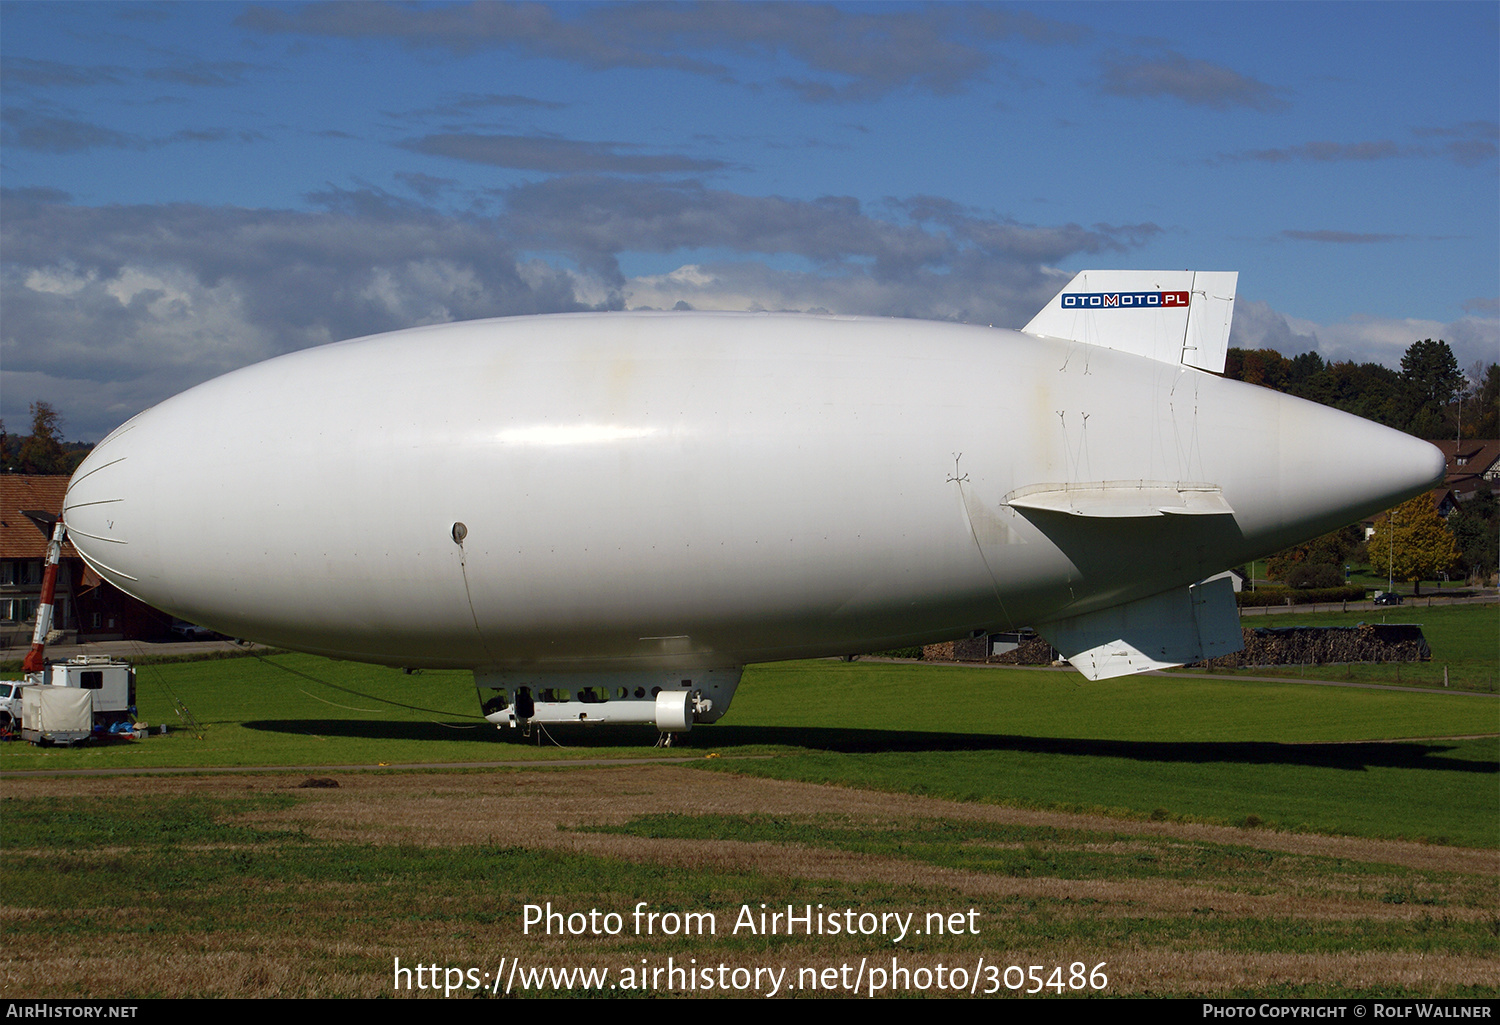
<box><xmin>1200</xmin><ymin>624</ymin><xmax>1429</xmax><ymax>668</ymax></box>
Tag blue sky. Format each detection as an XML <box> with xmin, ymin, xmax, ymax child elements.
<box><xmin>2</xmin><ymin>1</ymin><xmax>1496</xmax><ymax>441</ymax></box>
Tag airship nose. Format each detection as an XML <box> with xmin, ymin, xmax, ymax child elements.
<box><xmin>1333</xmin><ymin>414</ymin><xmax>1446</xmax><ymax>509</ymax></box>
<box><xmin>63</xmin><ymin>413</ymin><xmax>151</xmax><ymax>595</ymax></box>
<box><xmin>1266</xmin><ymin>397</ymin><xmax>1447</xmax><ymax>544</ymax></box>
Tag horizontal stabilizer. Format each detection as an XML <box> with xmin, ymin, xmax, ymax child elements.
<box><xmin>1005</xmin><ymin>481</ymin><xmax>1233</xmax><ymax>519</ymax></box>
<box><xmin>1022</xmin><ymin>270</ymin><xmax>1238</xmax><ymax>374</ymax></box>
<box><xmin>1036</xmin><ymin>576</ymin><xmax>1243</xmax><ymax>680</ymax></box>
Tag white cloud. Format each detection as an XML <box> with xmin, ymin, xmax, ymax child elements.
<box><xmin>24</xmin><ymin>264</ymin><xmax>93</xmax><ymax>295</ymax></box>
<box><xmin>1233</xmin><ymin>297</ymin><xmax>1498</xmax><ymax>372</ymax></box>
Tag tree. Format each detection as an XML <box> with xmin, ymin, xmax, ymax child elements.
<box><xmin>1224</xmin><ymin>349</ymin><xmax>1416</xmax><ymax>432</ymax></box>
<box><xmin>1224</xmin><ymin>348</ymin><xmax>1291</xmax><ymax>390</ymax></box>
<box><xmin>1401</xmin><ymin>339</ymin><xmax>1462</xmax><ymax>438</ymax></box>
<box><xmin>16</xmin><ymin>402</ymin><xmax>66</xmax><ymax>475</ymax></box>
<box><xmin>1366</xmin><ymin>495</ymin><xmax>1459</xmax><ymax>595</ymax></box>
<box><xmin>1284</xmin><ymin>562</ymin><xmax>1345</xmax><ymax>589</ymax></box>
<box><xmin>1265</xmin><ymin>524</ymin><xmax>1363</xmax><ymax>584</ymax></box>
<box><xmin>1448</xmin><ymin>490</ymin><xmax>1498</xmax><ymax>585</ymax></box>
<box><xmin>1467</xmin><ymin>362</ymin><xmax>1500</xmax><ymax>439</ymax></box>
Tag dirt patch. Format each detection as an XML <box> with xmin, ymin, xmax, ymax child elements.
<box><xmin>7</xmin><ymin>765</ymin><xmax>1496</xmax><ymax>997</ymax></box>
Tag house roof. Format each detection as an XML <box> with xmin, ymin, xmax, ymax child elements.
<box><xmin>1430</xmin><ymin>439</ymin><xmax>1500</xmax><ymax>482</ymax></box>
<box><xmin>0</xmin><ymin>475</ymin><xmax>81</xmax><ymax>559</ymax></box>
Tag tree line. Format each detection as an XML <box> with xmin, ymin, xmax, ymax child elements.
<box><xmin>1223</xmin><ymin>338</ymin><xmax>1498</xmax><ymax>441</ymax></box>
<box><xmin>1222</xmin><ymin>339</ymin><xmax>1496</xmax><ymax>588</ymax></box>
<box><xmin>0</xmin><ymin>402</ymin><xmax>93</xmax><ymax>476</ymax></box>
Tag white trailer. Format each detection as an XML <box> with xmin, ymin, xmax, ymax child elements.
<box><xmin>21</xmin><ymin>686</ymin><xmax>92</xmax><ymax>746</ymax></box>
<box><xmin>17</xmin><ymin>656</ymin><xmax>137</xmax><ymax>745</ymax></box>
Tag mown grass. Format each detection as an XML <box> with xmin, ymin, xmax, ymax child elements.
<box><xmin>4</xmin><ymin>646</ymin><xmax>1495</xmax><ymax>847</ymax></box>
<box><xmin>581</xmin><ymin>812</ymin><xmax>1492</xmax><ymax>900</ymax></box>
<box><xmin>1</xmin><ymin>651</ymin><xmax>676</xmax><ymax>769</ymax></box>
<box><xmin>691</xmin><ymin>739</ymin><xmax>1496</xmax><ymax>847</ymax></box>
<box><xmin>690</xmin><ymin>658</ymin><xmax>1497</xmax><ymax>845</ymax></box>
<box><xmin>0</xmin><ymin>789</ymin><xmax>1001</xmax><ymax>997</ymax></box>
<box><xmin>6</xmin><ymin>790</ymin><xmax>1495</xmax><ymax>998</ymax></box>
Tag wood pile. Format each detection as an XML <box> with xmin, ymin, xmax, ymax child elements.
<box><xmin>921</xmin><ymin>636</ymin><xmax>1056</xmax><ymax>665</ymax></box>
<box><xmin>1200</xmin><ymin>624</ymin><xmax>1430</xmax><ymax>668</ymax></box>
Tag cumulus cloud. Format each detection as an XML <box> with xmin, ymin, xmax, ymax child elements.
<box><xmin>1231</xmin><ymin>297</ymin><xmax>1498</xmax><ymax>376</ymax></box>
<box><xmin>1</xmin><ymin>177</ymin><xmax>1163</xmax><ymax>437</ymax></box>
<box><xmin>1096</xmin><ymin>50</ymin><xmax>1288</xmax><ymax>111</ymax></box>
<box><xmin>618</xmin><ymin>258</ymin><xmax>1055</xmax><ymax>326</ymax></box>
<box><xmin>496</xmin><ymin>176</ymin><xmax>1158</xmax><ymax>288</ymax></box>
<box><xmin>1229</xmin><ymin>298</ymin><xmax>1322</xmax><ymax>355</ymax></box>
<box><xmin>0</xmin><ymin>188</ymin><xmax>596</xmax><ymax>437</ymax></box>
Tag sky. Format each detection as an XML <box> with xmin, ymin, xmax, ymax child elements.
<box><xmin>2</xmin><ymin>0</ymin><xmax>1496</xmax><ymax>442</ymax></box>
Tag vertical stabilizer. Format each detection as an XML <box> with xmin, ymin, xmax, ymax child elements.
<box><xmin>1022</xmin><ymin>270</ymin><xmax>1238</xmax><ymax>373</ymax></box>
<box><xmin>1035</xmin><ymin>576</ymin><xmax>1243</xmax><ymax>680</ymax></box>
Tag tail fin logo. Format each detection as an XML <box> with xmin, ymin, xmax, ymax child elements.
<box><xmin>1062</xmin><ymin>291</ymin><xmax>1191</xmax><ymax>309</ymax></box>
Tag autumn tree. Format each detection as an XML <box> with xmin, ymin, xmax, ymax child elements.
<box><xmin>1366</xmin><ymin>495</ymin><xmax>1459</xmax><ymax>595</ymax></box>
<box><xmin>16</xmin><ymin>402</ymin><xmax>67</xmax><ymax>475</ymax></box>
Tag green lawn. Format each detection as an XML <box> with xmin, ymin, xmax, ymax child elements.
<box><xmin>4</xmin><ymin>648</ymin><xmax>1495</xmax><ymax>846</ymax></box>
<box><xmin>698</xmin><ymin>660</ymin><xmax>1497</xmax><ymax>846</ymax></box>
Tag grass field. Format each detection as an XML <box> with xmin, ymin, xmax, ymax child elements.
<box><xmin>5</xmin><ymin>769</ymin><xmax>1495</xmax><ymax>998</ymax></box>
<box><xmin>4</xmin><ymin>646</ymin><xmax>1497</xmax><ymax>841</ymax></box>
<box><xmin>3</xmin><ymin>630</ymin><xmax>1496</xmax><ymax>998</ymax></box>
<box><xmin>1213</xmin><ymin>602</ymin><xmax>1498</xmax><ymax>693</ymax></box>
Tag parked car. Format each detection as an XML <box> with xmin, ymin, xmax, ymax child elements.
<box><xmin>1372</xmin><ymin>591</ymin><xmax>1403</xmax><ymax>606</ymax></box>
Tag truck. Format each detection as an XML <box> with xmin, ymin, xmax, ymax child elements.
<box><xmin>16</xmin><ymin>656</ymin><xmax>138</xmax><ymax>746</ymax></box>
<box><xmin>6</xmin><ymin>521</ymin><xmax>139</xmax><ymax>745</ymax></box>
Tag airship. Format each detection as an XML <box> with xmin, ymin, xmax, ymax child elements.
<box><xmin>63</xmin><ymin>270</ymin><xmax>1444</xmax><ymax>736</ymax></box>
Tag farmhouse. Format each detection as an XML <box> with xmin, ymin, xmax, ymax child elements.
<box><xmin>0</xmin><ymin>475</ymin><xmax>170</xmax><ymax>648</ymax></box>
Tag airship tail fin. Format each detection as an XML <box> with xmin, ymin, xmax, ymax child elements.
<box><xmin>1035</xmin><ymin>575</ymin><xmax>1243</xmax><ymax>680</ymax></box>
<box><xmin>1022</xmin><ymin>270</ymin><xmax>1238</xmax><ymax>374</ymax></box>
